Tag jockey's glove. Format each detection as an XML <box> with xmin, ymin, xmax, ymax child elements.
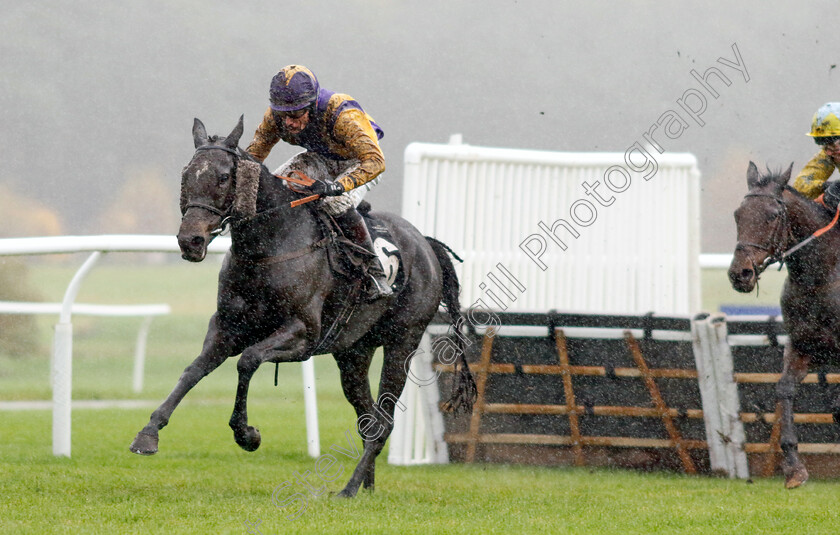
<box><xmin>310</xmin><ymin>181</ymin><xmax>346</xmax><ymax>197</ymax></box>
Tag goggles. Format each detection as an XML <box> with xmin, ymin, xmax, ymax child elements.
<box><xmin>277</xmin><ymin>108</ymin><xmax>308</xmax><ymax>120</ymax></box>
<box><xmin>815</xmin><ymin>136</ymin><xmax>840</xmax><ymax>146</ymax></box>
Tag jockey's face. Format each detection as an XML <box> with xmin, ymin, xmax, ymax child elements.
<box><xmin>279</xmin><ymin>108</ymin><xmax>310</xmax><ymax>135</ymax></box>
<box><xmin>817</xmin><ymin>136</ymin><xmax>840</xmax><ymax>160</ymax></box>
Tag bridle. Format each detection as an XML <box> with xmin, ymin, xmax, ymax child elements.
<box><xmin>182</xmin><ymin>144</ymin><xmax>241</xmax><ymax>236</ymax></box>
<box><xmin>736</xmin><ymin>191</ymin><xmax>840</xmax><ymax>277</ymax></box>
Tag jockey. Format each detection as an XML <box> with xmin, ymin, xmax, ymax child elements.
<box><xmin>246</xmin><ymin>65</ymin><xmax>392</xmax><ymax>300</ymax></box>
<box><xmin>792</xmin><ymin>102</ymin><xmax>840</xmax><ymax>208</ymax></box>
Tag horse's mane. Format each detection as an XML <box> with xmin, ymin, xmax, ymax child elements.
<box><xmin>230</xmin><ymin>142</ymin><xmax>268</xmax><ymax>172</ymax></box>
<box><xmin>747</xmin><ymin>164</ymin><xmax>834</xmax><ymax>216</ymax></box>
<box><xmin>783</xmin><ymin>184</ymin><xmax>807</xmax><ymax>199</ymax></box>
<box><xmin>233</xmin><ymin>145</ymin><xmax>306</xmax><ymax>209</ymax></box>
<box><xmin>752</xmin><ymin>165</ymin><xmax>788</xmax><ymax>188</ymax></box>
<box><xmin>780</xmin><ymin>185</ymin><xmax>838</xmax><ymax>220</ymax></box>
<box><xmin>779</xmin><ymin>181</ymin><xmax>839</xmax><ymax>219</ymax></box>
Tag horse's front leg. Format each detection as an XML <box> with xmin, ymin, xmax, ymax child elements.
<box><xmin>130</xmin><ymin>314</ymin><xmax>240</xmax><ymax>455</ymax></box>
<box><xmin>777</xmin><ymin>345</ymin><xmax>810</xmax><ymax>488</ymax></box>
<box><xmin>229</xmin><ymin>318</ymin><xmax>311</xmax><ymax>452</ymax></box>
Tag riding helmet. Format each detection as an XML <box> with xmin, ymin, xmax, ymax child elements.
<box><xmin>269</xmin><ymin>65</ymin><xmax>319</xmax><ymax>112</ymax></box>
<box><xmin>807</xmin><ymin>102</ymin><xmax>840</xmax><ymax>137</ymax></box>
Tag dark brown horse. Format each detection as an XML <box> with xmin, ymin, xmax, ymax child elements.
<box><xmin>729</xmin><ymin>161</ymin><xmax>840</xmax><ymax>488</ymax></box>
<box><xmin>129</xmin><ymin>116</ymin><xmax>475</xmax><ymax>497</ymax></box>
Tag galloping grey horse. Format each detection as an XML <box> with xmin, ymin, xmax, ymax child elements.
<box><xmin>130</xmin><ymin>116</ymin><xmax>475</xmax><ymax>497</ymax></box>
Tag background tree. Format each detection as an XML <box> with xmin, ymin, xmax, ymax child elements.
<box><xmin>0</xmin><ymin>183</ymin><xmax>63</xmax><ymax>238</ymax></box>
<box><xmin>96</xmin><ymin>166</ymin><xmax>179</xmax><ymax>235</ymax></box>
<box><xmin>0</xmin><ymin>183</ymin><xmax>61</xmax><ymax>356</ymax></box>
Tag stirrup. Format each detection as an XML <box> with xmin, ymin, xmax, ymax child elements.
<box><xmin>366</xmin><ymin>273</ymin><xmax>393</xmax><ymax>300</ymax></box>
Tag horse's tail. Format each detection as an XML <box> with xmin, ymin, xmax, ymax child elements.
<box><xmin>424</xmin><ymin>236</ymin><xmax>477</xmax><ymax>414</ymax></box>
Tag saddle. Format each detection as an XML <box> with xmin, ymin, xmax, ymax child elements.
<box><xmin>313</xmin><ymin>200</ymin><xmax>403</xmax><ymax>289</ymax></box>
<box><xmin>281</xmin><ymin>171</ymin><xmax>402</xmax><ymax>286</ymax></box>
<box><xmin>297</xmin><ymin>200</ymin><xmax>402</xmax><ymax>359</ymax></box>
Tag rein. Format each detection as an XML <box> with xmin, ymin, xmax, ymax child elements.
<box><xmin>736</xmin><ymin>192</ymin><xmax>840</xmax><ymax>277</ymax></box>
<box><xmin>278</xmin><ymin>170</ymin><xmax>322</xmax><ymax>207</ymax></box>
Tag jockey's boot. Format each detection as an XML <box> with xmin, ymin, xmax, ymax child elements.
<box><xmin>335</xmin><ymin>208</ymin><xmax>393</xmax><ymax>300</ymax></box>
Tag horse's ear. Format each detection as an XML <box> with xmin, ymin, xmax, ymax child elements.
<box><xmin>778</xmin><ymin>162</ymin><xmax>794</xmax><ymax>185</ymax></box>
<box><xmin>225</xmin><ymin>115</ymin><xmax>244</xmax><ymax>149</ymax></box>
<box><xmin>746</xmin><ymin>161</ymin><xmax>760</xmax><ymax>189</ymax></box>
<box><xmin>193</xmin><ymin>118</ymin><xmax>208</xmax><ymax>148</ymax></box>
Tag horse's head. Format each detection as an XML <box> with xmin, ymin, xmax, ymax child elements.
<box><xmin>728</xmin><ymin>161</ymin><xmax>793</xmax><ymax>292</ymax></box>
<box><xmin>178</xmin><ymin>116</ymin><xmax>261</xmax><ymax>262</ymax></box>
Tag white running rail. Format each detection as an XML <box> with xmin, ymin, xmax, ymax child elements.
<box><xmin>0</xmin><ymin>301</ymin><xmax>170</xmax><ymax>393</ymax></box>
<box><xmin>0</xmin><ymin>235</ymin><xmax>319</xmax><ymax>459</ymax></box>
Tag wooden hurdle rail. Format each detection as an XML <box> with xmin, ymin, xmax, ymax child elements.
<box><xmin>433</xmin><ymin>310</ymin><xmax>840</xmax><ymax>479</ymax></box>
<box><xmin>435</xmin><ymin>311</ymin><xmax>710</xmax><ymax>474</ymax></box>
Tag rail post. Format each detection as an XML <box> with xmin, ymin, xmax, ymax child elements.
<box><xmin>52</xmin><ymin>251</ymin><xmax>101</xmax><ymax>457</ymax></box>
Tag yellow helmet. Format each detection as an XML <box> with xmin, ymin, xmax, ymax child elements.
<box><xmin>808</xmin><ymin>102</ymin><xmax>840</xmax><ymax>137</ymax></box>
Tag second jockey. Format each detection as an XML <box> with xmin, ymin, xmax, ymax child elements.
<box><xmin>792</xmin><ymin>102</ymin><xmax>840</xmax><ymax>209</ymax></box>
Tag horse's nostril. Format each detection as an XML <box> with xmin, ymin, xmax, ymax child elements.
<box><xmin>729</xmin><ymin>268</ymin><xmax>753</xmax><ymax>284</ymax></box>
<box><xmin>191</xmin><ymin>236</ymin><xmax>204</xmax><ymax>247</ymax></box>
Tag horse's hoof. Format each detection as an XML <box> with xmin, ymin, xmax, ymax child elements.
<box><xmin>335</xmin><ymin>482</ymin><xmax>360</xmax><ymax>498</ymax></box>
<box><xmin>784</xmin><ymin>464</ymin><xmax>809</xmax><ymax>489</ymax></box>
<box><xmin>335</xmin><ymin>488</ymin><xmax>357</xmax><ymax>499</ymax></box>
<box><xmin>129</xmin><ymin>431</ymin><xmax>159</xmax><ymax>455</ymax></box>
<box><xmin>234</xmin><ymin>426</ymin><xmax>261</xmax><ymax>452</ymax></box>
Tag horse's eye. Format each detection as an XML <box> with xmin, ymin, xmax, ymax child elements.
<box><xmin>219</xmin><ymin>173</ymin><xmax>230</xmax><ymax>183</ymax></box>
<box><xmin>766</xmin><ymin>211</ymin><xmax>779</xmax><ymax>222</ymax></box>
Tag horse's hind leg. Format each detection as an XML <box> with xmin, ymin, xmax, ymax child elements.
<box><xmin>338</xmin><ymin>333</ymin><xmax>418</xmax><ymax>498</ymax></box>
<box><xmin>777</xmin><ymin>345</ymin><xmax>810</xmax><ymax>488</ymax></box>
<box><xmin>130</xmin><ymin>314</ymin><xmax>237</xmax><ymax>455</ymax></box>
<box><xmin>332</xmin><ymin>344</ymin><xmax>377</xmax><ymax>490</ymax></box>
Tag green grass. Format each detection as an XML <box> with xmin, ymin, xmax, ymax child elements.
<box><xmin>3</xmin><ymin>405</ymin><xmax>840</xmax><ymax>534</ymax></box>
<box><xmin>1</xmin><ymin>261</ymin><xmax>837</xmax><ymax>534</ymax></box>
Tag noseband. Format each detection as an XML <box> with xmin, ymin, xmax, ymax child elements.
<box><xmin>182</xmin><ymin>145</ymin><xmax>241</xmax><ymax>236</ymax></box>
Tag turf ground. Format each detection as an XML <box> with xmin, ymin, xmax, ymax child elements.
<box><xmin>2</xmin><ymin>260</ymin><xmax>835</xmax><ymax>534</ymax></box>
